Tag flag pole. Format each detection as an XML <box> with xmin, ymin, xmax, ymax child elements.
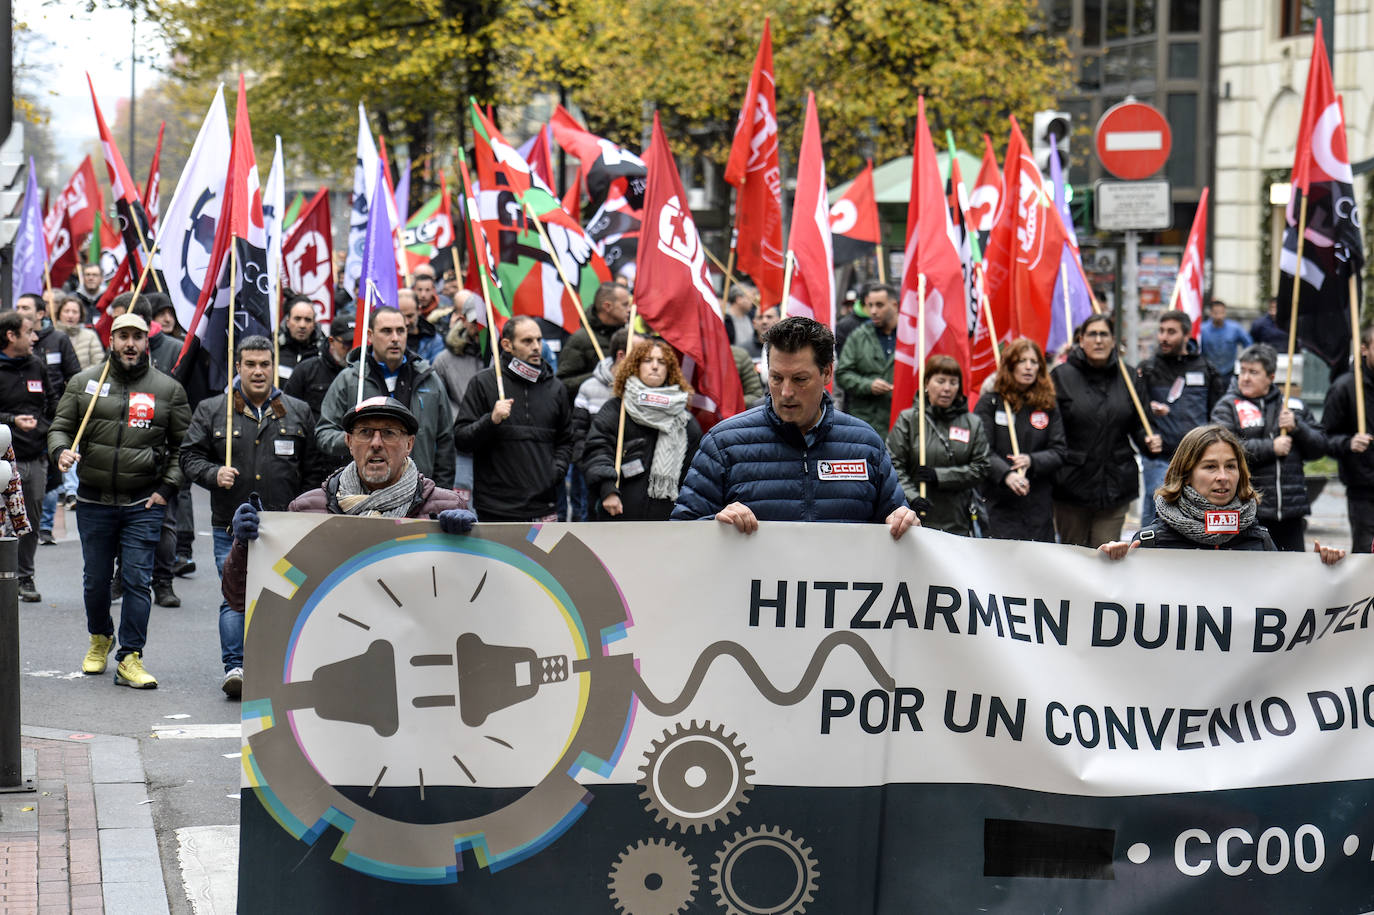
<box><xmin>1350</xmin><ymin>272</ymin><xmax>1366</xmax><ymax>434</ymax></box>
<box><xmin>613</xmin><ymin>302</ymin><xmax>639</xmax><ymax>487</ymax></box>
<box><xmin>357</xmin><ymin>280</ymin><xmax>376</xmax><ymax>408</ymax></box>
<box><xmin>917</xmin><ymin>273</ymin><xmax>927</xmax><ymax>502</ymax></box>
<box><xmin>132</xmin><ymin>219</ymin><xmax>164</xmax><ymax>294</ymax></box>
<box><xmin>471</xmin><ymin>250</ymin><xmax>505</xmax><ymax>401</ymax></box>
<box><xmin>875</xmin><ymin>245</ymin><xmax>886</xmax><ymax>284</ymax></box>
<box><xmin>779</xmin><ymin>250</ymin><xmax>796</xmax><ymax>319</ymax></box>
<box><xmin>517</xmin><ymin>193</ymin><xmax>605</xmax><ymax>363</ymax></box>
<box><xmin>1282</xmin><ymin>196</ymin><xmax>1310</xmax><ymax>406</ymax></box>
<box><xmin>225</xmin><ymin>243</ymin><xmax>238</xmax><ymax>468</ymax></box>
<box><xmin>272</xmin><ymin>272</ymin><xmax>281</xmax><ymax>389</ymax></box>
<box><xmin>1078</xmin><ymin>264</ymin><xmax>1155</xmax><ymax>437</ymax></box>
<box><xmin>718</xmin><ymin>245</ymin><xmax>738</xmax><ymax>318</ymax></box>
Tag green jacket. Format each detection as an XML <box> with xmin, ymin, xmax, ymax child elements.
<box><xmin>835</xmin><ymin>321</ymin><xmax>894</xmax><ymax>435</ymax></box>
<box><xmin>887</xmin><ymin>397</ymin><xmax>990</xmax><ymax>536</ymax></box>
<box><xmin>732</xmin><ymin>345</ymin><xmax>765</xmax><ymax>407</ymax></box>
<box><xmin>47</xmin><ymin>356</ymin><xmax>190</xmax><ymax>505</ymax></box>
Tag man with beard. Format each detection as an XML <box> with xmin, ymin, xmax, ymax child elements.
<box><xmin>73</xmin><ymin>263</ymin><xmax>105</xmax><ymax>323</ymax></box>
<box><xmin>15</xmin><ymin>293</ymin><xmax>80</xmax><ymax>547</ymax></box>
<box><xmin>455</xmin><ymin>315</ymin><xmax>574</xmax><ymax>521</ymax></box>
<box><xmin>49</xmin><ymin>314</ymin><xmax>190</xmax><ymax>689</ymax></box>
<box><xmin>0</xmin><ymin>311</ymin><xmax>59</xmax><ymax>599</ymax></box>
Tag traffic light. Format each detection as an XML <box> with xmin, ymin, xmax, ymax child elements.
<box><xmin>0</xmin><ymin>122</ymin><xmax>24</xmax><ymax>247</ymax></box>
<box><xmin>1032</xmin><ymin>110</ymin><xmax>1071</xmax><ymax>177</ymax></box>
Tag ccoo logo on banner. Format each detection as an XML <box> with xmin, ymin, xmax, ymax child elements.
<box><xmin>238</xmin><ymin>516</ymin><xmax>1374</xmax><ymax>913</ymax></box>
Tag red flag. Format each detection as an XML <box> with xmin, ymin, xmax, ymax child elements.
<box><xmin>43</xmin><ymin>158</ymin><xmax>103</xmax><ymax>287</ymax></box>
<box><xmin>968</xmin><ymin>134</ymin><xmax>1001</xmax><ymax>242</ymax></box>
<box><xmin>143</xmin><ymin>121</ymin><xmax>165</xmax><ymax>230</ymax></box>
<box><xmin>282</xmin><ymin>188</ymin><xmax>335</xmax><ymax>322</ymax></box>
<box><xmin>88</xmin><ymin>74</ymin><xmax>154</xmax><ymax>276</ymax></box>
<box><xmin>524</xmin><ymin>125</ymin><xmax>556</xmax><ymax>191</ymax></box>
<box><xmin>548</xmin><ymin>105</ymin><xmax>646</xmax><ymax>279</ymax></box>
<box><xmin>828</xmin><ymin>159</ymin><xmax>880</xmax><ymax>266</ymax></box>
<box><xmin>784</xmin><ymin>92</ymin><xmax>834</xmax><ymax>330</ymax></box>
<box><xmin>457</xmin><ymin>148</ymin><xmax>506</xmax><ymax>330</ymax></box>
<box><xmin>637</xmin><ymin>112</ymin><xmax>745</xmax><ymax>429</ymax></box>
<box><xmin>891</xmin><ymin>96</ymin><xmax>969</xmax><ymax>430</ymax></box>
<box><xmin>1176</xmin><ymin>187</ymin><xmax>1208</xmax><ymax>339</ymax></box>
<box><xmin>93</xmin><ymin>257</ymin><xmax>132</xmax><ymax>346</ymax></box>
<box><xmin>561</xmin><ymin>169</ymin><xmax>583</xmax><ymax>221</ymax></box>
<box><xmin>980</xmin><ymin>117</ymin><xmax>1070</xmax><ymax>364</ymax></box>
<box><xmin>723</xmin><ymin>18</ymin><xmax>784</xmax><ymax>306</ymax></box>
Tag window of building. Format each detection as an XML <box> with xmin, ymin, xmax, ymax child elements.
<box><xmin>1080</xmin><ymin>56</ymin><xmax>1103</xmax><ymax>91</ymax></box>
<box><xmin>1106</xmin><ymin>0</ymin><xmax>1130</xmax><ymax>40</ymax></box>
<box><xmin>1169</xmin><ymin>42</ymin><xmax>1199</xmax><ymax>78</ymax></box>
<box><xmin>1083</xmin><ymin>0</ymin><xmax>1103</xmax><ymax>46</ymax></box>
<box><xmin>1051</xmin><ymin>0</ymin><xmax>1074</xmax><ymax>33</ymax></box>
<box><xmin>1169</xmin><ymin>0</ymin><xmax>1201</xmax><ymax>32</ymax></box>
<box><xmin>1133</xmin><ymin>0</ymin><xmax>1157</xmax><ymax>35</ymax></box>
<box><xmin>1279</xmin><ymin>0</ymin><xmax>1315</xmax><ymax>37</ymax></box>
<box><xmin>1166</xmin><ymin>92</ymin><xmax>1198</xmax><ymax>187</ymax></box>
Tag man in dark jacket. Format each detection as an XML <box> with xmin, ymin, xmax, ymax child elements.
<box><xmin>556</xmin><ymin>282</ymin><xmax>628</xmax><ymax>399</ymax></box>
<box><xmin>16</xmin><ymin>293</ymin><xmax>80</xmax><ymax>547</ymax></box>
<box><xmin>671</xmin><ymin>317</ymin><xmax>918</xmax><ymax>539</ymax></box>
<box><xmin>316</xmin><ymin>307</ymin><xmax>455</xmax><ymax>488</ymax></box>
<box><xmin>1137</xmin><ymin>310</ymin><xmax>1224</xmax><ymax>525</ymax></box>
<box><xmin>49</xmin><ymin>313</ymin><xmax>191</xmax><ymax>690</ymax></box>
<box><xmin>0</xmin><ymin>311</ymin><xmax>60</xmax><ymax>599</ymax></box>
<box><xmin>220</xmin><ymin>397</ymin><xmax>475</xmax><ymax>617</ymax></box>
<box><xmin>1212</xmin><ymin>343</ymin><xmax>1327</xmax><ymax>551</ymax></box>
<box><xmin>835</xmin><ymin>283</ymin><xmax>898</xmax><ymax>435</ymax></box>
<box><xmin>284</xmin><ymin>318</ymin><xmax>351</xmax><ymax>423</ymax></box>
<box><xmin>455</xmin><ymin>315</ymin><xmax>574</xmax><ymax>521</ymax></box>
<box><xmin>276</xmin><ymin>296</ymin><xmax>324</xmax><ymax>379</ymax></box>
<box><xmin>181</xmin><ymin>336</ymin><xmax>317</xmax><ymax>697</ymax></box>
<box><xmin>74</xmin><ymin>264</ymin><xmax>105</xmax><ymax>323</ymax></box>
<box><xmin>1322</xmin><ymin>324</ymin><xmax>1374</xmax><ymax>552</ymax></box>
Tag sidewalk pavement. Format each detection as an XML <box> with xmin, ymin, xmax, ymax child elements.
<box><xmin>0</xmin><ymin>728</ymin><xmax>167</xmax><ymax>915</ymax></box>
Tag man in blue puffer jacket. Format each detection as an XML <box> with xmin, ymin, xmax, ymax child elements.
<box><xmin>671</xmin><ymin>317</ymin><xmax>919</xmax><ymax>539</ymax></box>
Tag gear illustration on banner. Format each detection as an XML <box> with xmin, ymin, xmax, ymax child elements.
<box><xmin>607</xmin><ymin>838</ymin><xmax>697</xmax><ymax>915</ymax></box>
<box><xmin>638</xmin><ymin>720</ymin><xmax>754</xmax><ymax>834</ymax></box>
<box><xmin>710</xmin><ymin>826</ymin><xmax>819</xmax><ymax>915</ymax></box>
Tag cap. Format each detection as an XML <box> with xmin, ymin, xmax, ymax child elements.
<box><xmin>461</xmin><ymin>294</ymin><xmax>482</xmax><ymax>322</ymax></box>
<box><xmin>342</xmin><ymin>396</ymin><xmax>419</xmax><ymax>435</ymax></box>
<box><xmin>110</xmin><ymin>313</ymin><xmax>149</xmax><ymax>335</ymax></box>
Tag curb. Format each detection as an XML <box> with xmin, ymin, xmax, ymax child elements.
<box><xmin>22</xmin><ymin>725</ymin><xmax>170</xmax><ymax>915</ymax></box>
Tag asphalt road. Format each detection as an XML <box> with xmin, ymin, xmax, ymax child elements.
<box><xmin>17</xmin><ymin>486</ymin><xmax>238</xmax><ymax>915</ymax></box>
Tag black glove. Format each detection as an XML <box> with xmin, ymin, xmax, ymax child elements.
<box><xmin>910</xmin><ymin>466</ymin><xmax>938</xmax><ymax>484</ymax></box>
<box><xmin>438</xmin><ymin>508</ymin><xmax>478</xmax><ymax>534</ymax></box>
<box><xmin>910</xmin><ymin>497</ymin><xmax>934</xmax><ymax>517</ymax></box>
<box><xmin>231</xmin><ymin>502</ymin><xmax>260</xmax><ymax>542</ymax></box>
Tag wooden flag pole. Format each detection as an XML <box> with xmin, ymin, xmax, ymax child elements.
<box><xmin>779</xmin><ymin>250</ymin><xmax>796</xmax><ymax>319</ymax></box>
<box><xmin>916</xmin><ymin>274</ymin><xmax>927</xmax><ymax>501</ymax></box>
<box><xmin>613</xmin><ymin>302</ymin><xmax>640</xmax><ymax>486</ymax></box>
<box><xmin>704</xmin><ymin>245</ymin><xmax>744</xmax><ymax>318</ymax></box>
<box><xmin>981</xmin><ymin>290</ymin><xmax>1000</xmax><ymax>369</ymax></box>
<box><xmin>1282</xmin><ymin>195</ymin><xmax>1310</xmax><ymax>406</ymax></box>
<box><xmin>225</xmin><ymin>243</ymin><xmax>238</xmax><ymax>468</ymax></box>
<box><xmin>132</xmin><ymin>219</ymin><xmax>164</xmax><ymax>294</ymax></box>
<box><xmin>518</xmin><ymin>193</ymin><xmax>604</xmax><ymax>363</ymax></box>
<box><xmin>473</xmin><ymin>258</ymin><xmax>505</xmax><ymax>402</ymax></box>
<box><xmin>1351</xmin><ymin>272</ymin><xmax>1366</xmax><ymax>434</ymax></box>
<box><xmin>875</xmin><ymin>245</ymin><xmax>886</xmax><ymax>284</ymax></box>
<box><xmin>1077</xmin><ymin>266</ymin><xmax>1154</xmax><ymax>437</ymax></box>
<box><xmin>126</xmin><ymin>240</ymin><xmax>161</xmax><ymax>316</ymax></box>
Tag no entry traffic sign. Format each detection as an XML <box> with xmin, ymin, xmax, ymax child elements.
<box><xmin>1095</xmin><ymin>101</ymin><xmax>1172</xmax><ymax>180</ymax></box>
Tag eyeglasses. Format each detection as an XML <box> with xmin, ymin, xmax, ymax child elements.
<box><xmin>349</xmin><ymin>426</ymin><xmax>406</xmax><ymax>443</ymax></box>
<box><xmin>1083</xmin><ymin>330</ymin><xmax>1113</xmax><ymax>340</ymax></box>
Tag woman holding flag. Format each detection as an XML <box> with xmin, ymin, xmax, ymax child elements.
<box><xmin>973</xmin><ymin>338</ymin><xmax>1066</xmax><ymax>542</ymax></box>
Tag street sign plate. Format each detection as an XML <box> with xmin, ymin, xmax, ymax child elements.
<box><xmin>1095</xmin><ymin>102</ymin><xmax>1172</xmax><ymax>180</ymax></box>
<box><xmin>1094</xmin><ymin>180</ymin><xmax>1172</xmax><ymax>231</ymax></box>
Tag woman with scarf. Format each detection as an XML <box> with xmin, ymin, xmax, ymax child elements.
<box><xmin>1098</xmin><ymin>424</ymin><xmax>1345</xmax><ymax>562</ymax></box>
<box><xmin>973</xmin><ymin>338</ymin><xmax>1066</xmax><ymax>542</ymax></box>
<box><xmin>582</xmin><ymin>339</ymin><xmax>702</xmax><ymax>521</ymax></box>
<box><xmin>887</xmin><ymin>355</ymin><xmax>990</xmax><ymax>535</ymax></box>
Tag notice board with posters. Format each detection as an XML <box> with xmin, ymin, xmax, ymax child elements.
<box><xmin>238</xmin><ymin>515</ymin><xmax>1374</xmax><ymax>913</ymax></box>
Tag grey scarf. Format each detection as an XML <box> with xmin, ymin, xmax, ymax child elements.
<box><xmin>1153</xmin><ymin>485</ymin><xmax>1258</xmax><ymax>546</ymax></box>
<box><xmin>622</xmin><ymin>377</ymin><xmax>690</xmax><ymax>501</ymax></box>
<box><xmin>334</xmin><ymin>458</ymin><xmax>420</xmax><ymax>517</ymax></box>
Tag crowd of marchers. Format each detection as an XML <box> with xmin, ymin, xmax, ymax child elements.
<box><xmin>0</xmin><ymin>265</ymin><xmax>1365</xmax><ymax>698</ymax></box>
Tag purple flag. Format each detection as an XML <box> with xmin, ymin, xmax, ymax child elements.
<box><xmin>11</xmin><ymin>158</ymin><xmax>46</xmax><ymax>306</ymax></box>
<box><xmin>393</xmin><ymin>159</ymin><xmax>411</xmax><ymax>234</ymax></box>
<box><xmin>1045</xmin><ymin>145</ymin><xmax>1093</xmax><ymax>355</ymax></box>
<box><xmin>359</xmin><ymin>159</ymin><xmax>398</xmax><ymax>309</ymax></box>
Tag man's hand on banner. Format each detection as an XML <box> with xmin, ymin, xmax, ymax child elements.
<box><xmin>715</xmin><ymin>501</ymin><xmax>759</xmax><ymax>534</ymax></box>
<box><xmin>886</xmin><ymin>505</ymin><xmax>919</xmax><ymax>540</ymax></box>
<box><xmin>437</xmin><ymin>508</ymin><xmax>478</xmax><ymax>534</ymax></box>
<box><xmin>1313</xmin><ymin>540</ymin><xmax>1346</xmax><ymax>565</ymax></box>
<box><xmin>233</xmin><ymin>502</ymin><xmax>261</xmax><ymax>541</ymax></box>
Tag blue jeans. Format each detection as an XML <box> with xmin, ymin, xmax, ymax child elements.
<box><xmin>454</xmin><ymin>452</ymin><xmax>474</xmax><ymax>492</ymax></box>
<box><xmin>41</xmin><ymin>489</ymin><xmax>56</xmax><ymax>532</ymax></box>
<box><xmin>1140</xmin><ymin>456</ymin><xmax>1169</xmax><ymax>527</ymax></box>
<box><xmin>213</xmin><ymin>529</ymin><xmax>243</xmax><ymax>671</ymax></box>
<box><xmin>78</xmin><ymin>501</ymin><xmax>164</xmax><ymax>661</ymax></box>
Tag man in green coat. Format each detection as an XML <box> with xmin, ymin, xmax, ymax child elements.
<box><xmin>835</xmin><ymin>283</ymin><xmax>898</xmax><ymax>436</ymax></box>
<box><xmin>556</xmin><ymin>282</ymin><xmax>629</xmax><ymax>399</ymax></box>
<box><xmin>49</xmin><ymin>313</ymin><xmax>191</xmax><ymax>689</ymax></box>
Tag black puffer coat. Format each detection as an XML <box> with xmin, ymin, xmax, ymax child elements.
<box><xmin>1211</xmin><ymin>383</ymin><xmax>1326</xmax><ymax>523</ymax></box>
<box><xmin>973</xmin><ymin>392</ymin><xmax>1067</xmax><ymax>542</ymax></box>
<box><xmin>1050</xmin><ymin>347</ymin><xmax>1149</xmax><ymax>510</ymax></box>
<box><xmin>581</xmin><ymin>397</ymin><xmax>702</xmax><ymax>521</ymax></box>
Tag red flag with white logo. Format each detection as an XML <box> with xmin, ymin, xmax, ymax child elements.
<box><xmin>283</xmin><ymin>188</ymin><xmax>334</xmax><ymax>322</ymax></box>
<box><xmin>891</xmin><ymin>96</ymin><xmax>969</xmax><ymax>430</ymax></box>
<box><xmin>87</xmin><ymin>74</ymin><xmax>154</xmax><ymax>278</ymax></box>
<box><xmin>638</xmin><ymin>112</ymin><xmax>745</xmax><ymax>429</ymax></box>
<box><xmin>968</xmin><ymin>134</ymin><xmax>1001</xmax><ymax>248</ymax></box>
<box><xmin>784</xmin><ymin>92</ymin><xmax>834</xmax><ymax>330</ymax></box>
<box><xmin>143</xmin><ymin>121</ymin><xmax>164</xmax><ymax>231</ymax></box>
<box><xmin>723</xmin><ymin>19</ymin><xmax>784</xmax><ymax>306</ymax></box>
<box><xmin>43</xmin><ymin>157</ymin><xmax>103</xmax><ymax>288</ymax></box>
<box><xmin>1176</xmin><ymin>186</ymin><xmax>1208</xmax><ymax>339</ymax></box>
<box><xmin>829</xmin><ymin>159</ymin><xmax>880</xmax><ymax>267</ymax></box>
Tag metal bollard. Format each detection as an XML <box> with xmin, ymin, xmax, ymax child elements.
<box><xmin>0</xmin><ymin>535</ymin><xmax>23</xmax><ymax>789</ymax></box>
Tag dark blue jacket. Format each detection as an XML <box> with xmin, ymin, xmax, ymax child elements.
<box><xmin>670</xmin><ymin>394</ymin><xmax>906</xmax><ymax>523</ymax></box>
<box><xmin>1137</xmin><ymin>339</ymin><xmax>1224</xmax><ymax>456</ymax></box>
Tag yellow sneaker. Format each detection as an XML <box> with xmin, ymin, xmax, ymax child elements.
<box><xmin>82</xmin><ymin>634</ymin><xmax>114</xmax><ymax>674</ymax></box>
<box><xmin>114</xmin><ymin>652</ymin><xmax>158</xmax><ymax>689</ymax></box>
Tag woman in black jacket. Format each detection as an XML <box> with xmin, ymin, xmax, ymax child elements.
<box><xmin>581</xmin><ymin>339</ymin><xmax>702</xmax><ymax>521</ymax></box>
<box><xmin>1050</xmin><ymin>315</ymin><xmax>1162</xmax><ymax>547</ymax></box>
<box><xmin>1099</xmin><ymin>425</ymin><xmax>1346</xmax><ymax>563</ymax></box>
<box><xmin>973</xmin><ymin>338</ymin><xmax>1066</xmax><ymax>542</ymax></box>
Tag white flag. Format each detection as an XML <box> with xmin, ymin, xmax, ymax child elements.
<box><xmin>344</xmin><ymin>103</ymin><xmax>380</xmax><ymax>297</ymax></box>
<box><xmin>263</xmin><ymin>135</ymin><xmax>285</xmax><ymax>328</ymax></box>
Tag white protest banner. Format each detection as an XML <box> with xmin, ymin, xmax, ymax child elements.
<box><xmin>238</xmin><ymin>515</ymin><xmax>1374</xmax><ymax>913</ymax></box>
